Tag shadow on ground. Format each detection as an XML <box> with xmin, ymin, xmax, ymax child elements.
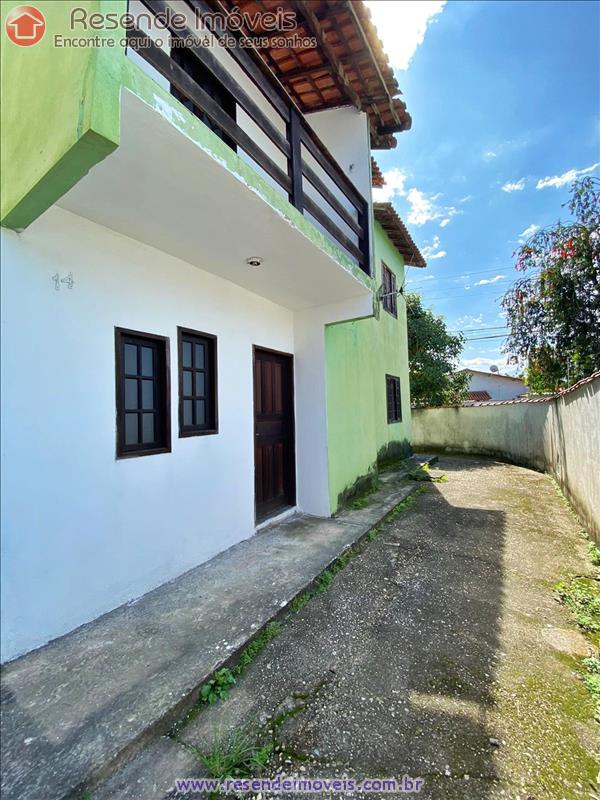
<box><xmin>95</xmin><ymin>456</ymin><xmax>598</xmax><ymax>800</ymax></box>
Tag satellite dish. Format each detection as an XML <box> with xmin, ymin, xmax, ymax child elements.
<box><xmin>490</xmin><ymin>365</ymin><xmax>499</xmax><ymax>373</ymax></box>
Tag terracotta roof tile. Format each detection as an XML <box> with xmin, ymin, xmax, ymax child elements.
<box><xmin>373</xmin><ymin>202</ymin><xmax>426</xmax><ymax>267</ymax></box>
<box><xmin>209</xmin><ymin>0</ymin><xmax>411</xmax><ymax>149</ymax></box>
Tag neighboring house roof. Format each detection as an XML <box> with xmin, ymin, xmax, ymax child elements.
<box><xmin>461</xmin><ymin>370</ymin><xmax>600</xmax><ymax>406</ymax></box>
<box><xmin>373</xmin><ymin>203</ymin><xmax>426</xmax><ymax>267</ymax></box>
<box><xmin>466</xmin><ymin>390</ymin><xmax>492</xmax><ymax>402</ymax></box>
<box><xmin>212</xmin><ymin>0</ymin><xmax>410</xmax><ymax>148</ymax></box>
<box><xmin>371</xmin><ymin>157</ymin><xmax>385</xmax><ymax>188</ymax></box>
<box><xmin>458</xmin><ymin>368</ymin><xmax>525</xmax><ymax>383</ymax></box>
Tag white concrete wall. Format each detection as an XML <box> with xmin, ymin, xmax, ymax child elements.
<box><xmin>412</xmin><ymin>375</ymin><xmax>600</xmax><ymax>541</ymax></box>
<box><xmin>306</xmin><ymin>107</ymin><xmax>372</xmax><ymax>200</ymax></box>
<box><xmin>466</xmin><ymin>371</ymin><xmax>527</xmax><ymax>401</ymax></box>
<box><xmin>0</xmin><ymin>206</ymin><xmax>300</xmax><ymax>661</ymax></box>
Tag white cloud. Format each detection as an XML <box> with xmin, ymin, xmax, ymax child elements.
<box><xmin>365</xmin><ymin>1</ymin><xmax>447</xmax><ymax>71</ymax></box>
<box><xmin>501</xmin><ymin>178</ymin><xmax>525</xmax><ymax>193</ymax></box>
<box><xmin>455</xmin><ymin>313</ymin><xmax>484</xmax><ymax>328</ymax></box>
<box><xmin>375</xmin><ymin>169</ymin><xmax>461</xmax><ymax>228</ymax></box>
<box><xmin>407</xmin><ymin>274</ymin><xmax>436</xmax><ymax>284</ymax></box>
<box><xmin>473</xmin><ymin>274</ymin><xmax>505</xmax><ymax>286</ymax></box>
<box><xmin>536</xmin><ymin>162</ymin><xmax>599</xmax><ymax>189</ymax></box>
<box><xmin>406</xmin><ymin>188</ymin><xmax>460</xmax><ymax>226</ymax></box>
<box><xmin>421</xmin><ymin>235</ymin><xmax>446</xmax><ymax>260</ymax></box>
<box><xmin>518</xmin><ymin>223</ymin><xmax>539</xmax><ymax>241</ymax></box>
<box><xmin>372</xmin><ymin>168</ymin><xmax>408</xmax><ymax>202</ymax></box>
<box><xmin>407</xmin><ymin>189</ymin><xmax>440</xmax><ymax>225</ymax></box>
<box><xmin>459</xmin><ymin>195</ymin><xmax>473</xmax><ymax>203</ymax></box>
<box><xmin>482</xmin><ymin>136</ymin><xmax>530</xmax><ymax>163</ymax></box>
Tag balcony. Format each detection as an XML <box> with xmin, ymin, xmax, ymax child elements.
<box><xmin>122</xmin><ymin>0</ymin><xmax>372</xmax><ymax>275</ymax></box>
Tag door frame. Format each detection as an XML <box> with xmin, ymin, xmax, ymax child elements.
<box><xmin>252</xmin><ymin>345</ymin><xmax>296</xmax><ymax>524</ymax></box>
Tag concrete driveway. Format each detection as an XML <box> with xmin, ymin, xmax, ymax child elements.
<box><xmin>97</xmin><ymin>456</ymin><xmax>598</xmax><ymax>800</ymax></box>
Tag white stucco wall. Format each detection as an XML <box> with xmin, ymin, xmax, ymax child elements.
<box><xmin>412</xmin><ymin>375</ymin><xmax>600</xmax><ymax>542</ymax></box>
<box><xmin>0</xmin><ymin>206</ymin><xmax>302</xmax><ymax>661</ymax></box>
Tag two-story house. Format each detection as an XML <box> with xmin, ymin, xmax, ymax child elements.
<box><xmin>0</xmin><ymin>0</ymin><xmax>425</xmax><ymax>662</ymax></box>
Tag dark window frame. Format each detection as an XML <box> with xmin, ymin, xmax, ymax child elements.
<box><xmin>382</xmin><ymin>262</ymin><xmax>398</xmax><ymax>318</ymax></box>
<box><xmin>115</xmin><ymin>328</ymin><xmax>171</xmax><ymax>459</ymax></box>
<box><xmin>177</xmin><ymin>327</ymin><xmax>219</xmax><ymax>438</ymax></box>
<box><xmin>386</xmin><ymin>374</ymin><xmax>402</xmax><ymax>423</ymax></box>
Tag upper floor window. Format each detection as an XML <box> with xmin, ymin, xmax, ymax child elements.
<box><xmin>382</xmin><ymin>263</ymin><xmax>398</xmax><ymax>318</ymax></box>
<box><xmin>171</xmin><ymin>47</ymin><xmax>237</xmax><ymax>151</ymax></box>
<box><xmin>386</xmin><ymin>374</ymin><xmax>402</xmax><ymax>423</ymax></box>
<box><xmin>115</xmin><ymin>329</ymin><xmax>171</xmax><ymax>457</ymax></box>
<box><xmin>178</xmin><ymin>328</ymin><xmax>218</xmax><ymax>437</ymax></box>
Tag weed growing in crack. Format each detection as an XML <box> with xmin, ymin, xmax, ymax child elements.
<box><xmin>235</xmin><ymin>622</ymin><xmax>282</xmax><ymax>675</ymax></box>
<box><xmin>199</xmin><ymin>668</ymin><xmax>236</xmax><ymax>705</ymax></box>
<box><xmin>186</xmin><ymin>731</ymin><xmax>272</xmax><ymax>779</ymax></box>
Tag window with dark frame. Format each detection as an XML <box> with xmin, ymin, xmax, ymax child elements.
<box><xmin>115</xmin><ymin>329</ymin><xmax>170</xmax><ymax>457</ymax></box>
<box><xmin>178</xmin><ymin>328</ymin><xmax>218</xmax><ymax>437</ymax></box>
<box><xmin>386</xmin><ymin>374</ymin><xmax>402</xmax><ymax>423</ymax></box>
<box><xmin>382</xmin><ymin>263</ymin><xmax>398</xmax><ymax>318</ymax></box>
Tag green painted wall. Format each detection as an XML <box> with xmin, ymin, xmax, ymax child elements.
<box><xmin>0</xmin><ymin>0</ymin><xmax>124</xmax><ymax>229</ymax></box>
<box><xmin>0</xmin><ymin>1</ymin><xmax>370</xmax><ymax>289</ymax></box>
<box><xmin>325</xmin><ymin>219</ymin><xmax>413</xmax><ymax>511</ymax></box>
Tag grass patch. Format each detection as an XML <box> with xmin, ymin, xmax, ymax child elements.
<box><xmin>554</xmin><ymin>577</ymin><xmax>600</xmax><ymax>633</ymax></box>
<box><xmin>581</xmin><ymin>656</ymin><xmax>600</xmax><ymax>722</ymax></box>
<box><xmin>187</xmin><ymin>730</ymin><xmax>272</xmax><ymax>780</ymax></box>
<box><xmin>588</xmin><ymin>542</ymin><xmax>600</xmax><ymax>567</ymax></box>
<box><xmin>555</xmin><ymin>532</ymin><xmax>600</xmax><ymax>725</ymax></box>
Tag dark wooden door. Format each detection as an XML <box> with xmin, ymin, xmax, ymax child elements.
<box><xmin>253</xmin><ymin>348</ymin><xmax>295</xmax><ymax>522</ymax></box>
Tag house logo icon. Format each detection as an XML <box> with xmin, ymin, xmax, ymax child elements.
<box><xmin>5</xmin><ymin>5</ymin><xmax>46</xmax><ymax>46</ymax></box>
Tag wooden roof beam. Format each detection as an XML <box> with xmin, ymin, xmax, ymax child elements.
<box><xmin>290</xmin><ymin>0</ymin><xmax>363</xmax><ymax>112</ymax></box>
<box><xmin>346</xmin><ymin>2</ymin><xmax>403</xmax><ymax>131</ymax></box>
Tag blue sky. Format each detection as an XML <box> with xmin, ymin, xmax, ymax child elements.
<box><xmin>367</xmin><ymin>0</ymin><xmax>600</xmax><ymax>374</ymax></box>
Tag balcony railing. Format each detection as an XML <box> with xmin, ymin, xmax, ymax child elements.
<box><xmin>127</xmin><ymin>0</ymin><xmax>371</xmax><ymax>275</ymax></box>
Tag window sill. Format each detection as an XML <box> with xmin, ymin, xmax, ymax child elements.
<box><xmin>116</xmin><ymin>446</ymin><xmax>172</xmax><ymax>460</ymax></box>
<box><xmin>179</xmin><ymin>428</ymin><xmax>219</xmax><ymax>438</ymax></box>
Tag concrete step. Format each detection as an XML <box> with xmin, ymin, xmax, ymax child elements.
<box><xmin>0</xmin><ymin>456</ymin><xmax>435</xmax><ymax>800</ymax></box>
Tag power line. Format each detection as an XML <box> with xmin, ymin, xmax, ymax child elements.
<box><xmin>463</xmin><ymin>334</ymin><xmax>508</xmax><ymax>341</ymax></box>
<box><xmin>408</xmin><ymin>266</ymin><xmax>516</xmax><ymax>286</ymax></box>
<box><xmin>414</xmin><ymin>281</ymin><xmax>514</xmax><ymax>298</ymax></box>
<box><xmin>450</xmin><ymin>324</ymin><xmax>507</xmax><ymax>331</ymax></box>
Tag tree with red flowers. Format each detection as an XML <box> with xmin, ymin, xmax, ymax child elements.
<box><xmin>502</xmin><ymin>177</ymin><xmax>600</xmax><ymax>393</ymax></box>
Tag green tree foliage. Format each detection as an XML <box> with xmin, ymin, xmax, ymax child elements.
<box><xmin>502</xmin><ymin>177</ymin><xmax>600</xmax><ymax>392</ymax></box>
<box><xmin>406</xmin><ymin>293</ymin><xmax>469</xmax><ymax>406</ymax></box>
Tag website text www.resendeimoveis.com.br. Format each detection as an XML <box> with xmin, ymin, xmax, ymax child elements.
<box><xmin>174</xmin><ymin>774</ymin><xmax>424</xmax><ymax>795</ymax></box>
